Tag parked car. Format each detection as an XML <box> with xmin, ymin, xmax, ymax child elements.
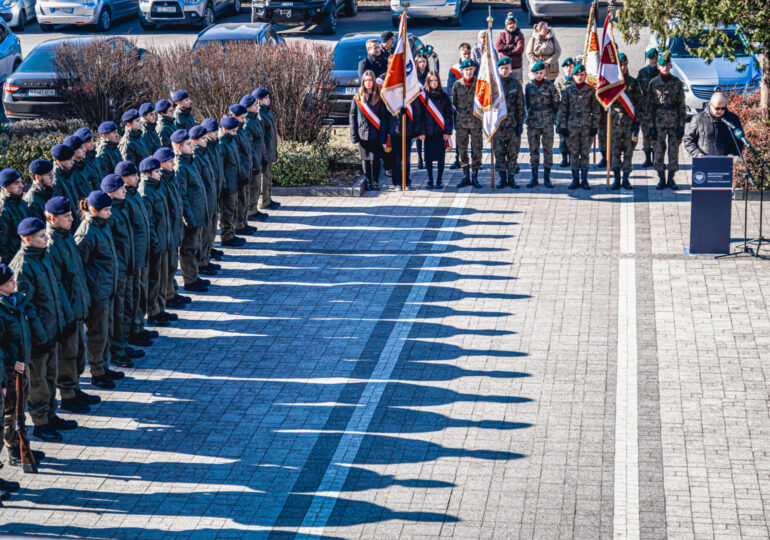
<box><xmin>140</xmin><ymin>0</ymin><xmax>241</xmax><ymax>30</ymax></box>
<box><xmin>36</xmin><ymin>0</ymin><xmax>137</xmax><ymax>32</ymax></box>
<box><xmin>251</xmin><ymin>0</ymin><xmax>356</xmax><ymax>35</ymax></box>
<box><xmin>192</xmin><ymin>22</ymin><xmax>285</xmax><ymax>49</ymax></box>
<box><xmin>2</xmin><ymin>37</ymin><xmax>145</xmax><ymax>121</ymax></box>
<box><xmin>0</xmin><ymin>0</ymin><xmax>36</xmax><ymax>30</ymax></box>
<box><xmin>0</xmin><ymin>19</ymin><xmax>21</xmax><ymax>88</ymax></box>
<box><xmin>328</xmin><ymin>31</ymin><xmax>425</xmax><ymax>125</ymax></box>
<box><xmin>647</xmin><ymin>27</ymin><xmax>762</xmax><ymax>116</ymax></box>
<box><xmin>389</xmin><ymin>0</ymin><xmax>471</xmax><ymax>27</ymax></box>
<box><xmin>521</xmin><ymin>0</ymin><xmax>622</xmax><ymax>26</ymax></box>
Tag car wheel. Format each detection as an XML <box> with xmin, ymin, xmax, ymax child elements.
<box><xmin>95</xmin><ymin>8</ymin><xmax>111</xmax><ymax>32</ymax></box>
<box><xmin>39</xmin><ymin>22</ymin><xmax>54</xmax><ymax>31</ymax></box>
<box><xmin>15</xmin><ymin>10</ymin><xmax>26</xmax><ymax>31</ymax></box>
<box><xmin>200</xmin><ymin>4</ymin><xmax>215</xmax><ymax>28</ymax></box>
<box><xmin>343</xmin><ymin>0</ymin><xmax>357</xmax><ymax>17</ymax></box>
<box><xmin>317</xmin><ymin>4</ymin><xmax>336</xmax><ymax>35</ymax></box>
<box><xmin>233</xmin><ymin>0</ymin><xmax>242</xmax><ymax>14</ymax></box>
<box><xmin>449</xmin><ymin>3</ymin><xmax>461</xmax><ymax>26</ymax></box>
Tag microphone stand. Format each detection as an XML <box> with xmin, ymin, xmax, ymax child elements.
<box><xmin>739</xmin><ymin>137</ymin><xmax>770</xmax><ymax>257</ymax></box>
<box><xmin>729</xmin><ymin>125</ymin><xmax>754</xmax><ymax>256</ymax></box>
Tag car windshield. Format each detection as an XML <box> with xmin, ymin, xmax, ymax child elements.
<box><xmin>334</xmin><ymin>40</ymin><xmax>368</xmax><ymax>71</ymax></box>
<box><xmin>669</xmin><ymin>30</ymin><xmax>749</xmax><ymax>58</ymax></box>
<box><xmin>18</xmin><ymin>47</ymin><xmax>55</xmax><ymax>73</ymax></box>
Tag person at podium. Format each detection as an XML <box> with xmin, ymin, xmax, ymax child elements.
<box><xmin>683</xmin><ymin>92</ymin><xmax>744</xmax><ymax>158</ymax></box>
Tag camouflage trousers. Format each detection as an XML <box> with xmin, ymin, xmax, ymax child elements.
<box><xmin>654</xmin><ymin>127</ymin><xmax>681</xmax><ymax>173</ymax></box>
<box><xmin>610</xmin><ymin>125</ymin><xmax>638</xmax><ymax>173</ymax></box>
<box><xmin>568</xmin><ymin>129</ymin><xmax>593</xmax><ymax>171</ymax></box>
<box><xmin>527</xmin><ymin>126</ymin><xmax>554</xmax><ymax>169</ymax></box>
<box><xmin>598</xmin><ymin>108</ymin><xmax>607</xmax><ymax>156</ymax></box>
<box><xmin>493</xmin><ymin>130</ymin><xmax>521</xmax><ymax>174</ymax></box>
<box><xmin>456</xmin><ymin>126</ymin><xmax>483</xmax><ymax>170</ymax></box>
<box><xmin>640</xmin><ymin>122</ymin><xmax>653</xmax><ymax>153</ymax></box>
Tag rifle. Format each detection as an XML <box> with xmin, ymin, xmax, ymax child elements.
<box><xmin>16</xmin><ymin>372</ymin><xmax>37</xmax><ymax>474</ymax></box>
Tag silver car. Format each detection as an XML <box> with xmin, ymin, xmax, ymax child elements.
<box><xmin>522</xmin><ymin>0</ymin><xmax>621</xmax><ymax>26</ymax></box>
<box><xmin>647</xmin><ymin>27</ymin><xmax>762</xmax><ymax>116</ymax></box>
<box><xmin>35</xmin><ymin>0</ymin><xmax>138</xmax><ymax>32</ymax></box>
<box><xmin>389</xmin><ymin>0</ymin><xmax>471</xmax><ymax>28</ymax></box>
<box><xmin>139</xmin><ymin>0</ymin><xmax>241</xmax><ymax>30</ymax></box>
<box><xmin>0</xmin><ymin>0</ymin><xmax>36</xmax><ymax>29</ymax></box>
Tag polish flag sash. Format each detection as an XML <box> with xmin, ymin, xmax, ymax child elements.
<box><xmin>354</xmin><ymin>95</ymin><xmax>381</xmax><ymax>131</ymax></box>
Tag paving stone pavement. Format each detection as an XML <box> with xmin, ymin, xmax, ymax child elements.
<box><xmin>1</xmin><ymin>140</ymin><xmax>769</xmax><ymax>539</ymax></box>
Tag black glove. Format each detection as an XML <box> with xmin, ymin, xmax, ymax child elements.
<box><xmin>650</xmin><ymin>127</ymin><xmax>657</xmax><ymax>141</ymax></box>
<box><xmin>676</xmin><ymin>126</ymin><xmax>685</xmax><ymax>139</ymax></box>
<box><xmin>560</xmin><ymin>128</ymin><xmax>569</xmax><ymax>138</ymax></box>
<box><xmin>631</xmin><ymin>122</ymin><xmax>640</xmax><ymax>136</ymax></box>
<box><xmin>589</xmin><ymin>127</ymin><xmax>598</xmax><ymax>137</ymax></box>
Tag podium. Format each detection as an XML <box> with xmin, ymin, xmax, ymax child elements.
<box><xmin>689</xmin><ymin>156</ymin><xmax>733</xmax><ymax>254</ymax></box>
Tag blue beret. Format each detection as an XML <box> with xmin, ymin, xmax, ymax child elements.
<box><xmin>572</xmin><ymin>63</ymin><xmax>586</xmax><ymax>75</ymax></box>
<box><xmin>202</xmin><ymin>118</ymin><xmax>219</xmax><ymax>132</ymax></box>
<box><xmin>45</xmin><ymin>196</ymin><xmax>71</xmax><ymax>215</ymax></box>
<box><xmin>139</xmin><ymin>102</ymin><xmax>155</xmax><ymax>117</ymax></box>
<box><xmin>172</xmin><ymin>90</ymin><xmax>189</xmax><ymax>102</ymax></box>
<box><xmin>98</xmin><ymin>121</ymin><xmax>118</xmax><ymax>134</ymax></box>
<box><xmin>0</xmin><ymin>263</ymin><xmax>12</xmax><ymax>286</ymax></box>
<box><xmin>220</xmin><ymin>116</ymin><xmax>239</xmax><ymax>130</ymax></box>
<box><xmin>170</xmin><ymin>129</ymin><xmax>189</xmax><ymax>144</ymax></box>
<box><xmin>73</xmin><ymin>127</ymin><xmax>93</xmax><ymax>142</ymax></box>
<box><xmin>645</xmin><ymin>48</ymin><xmax>659</xmax><ymax>59</ymax></box>
<box><xmin>139</xmin><ymin>157</ymin><xmax>161</xmax><ymax>173</ymax></box>
<box><xmin>561</xmin><ymin>57</ymin><xmax>574</xmax><ymax>67</ymax></box>
<box><xmin>239</xmin><ymin>94</ymin><xmax>256</xmax><ymax>108</ymax></box>
<box><xmin>115</xmin><ymin>161</ymin><xmax>138</xmax><ymax>176</ymax></box>
<box><xmin>63</xmin><ymin>135</ymin><xmax>84</xmax><ymax>150</ymax></box>
<box><xmin>497</xmin><ymin>57</ymin><xmax>511</xmax><ymax>67</ymax></box>
<box><xmin>100</xmin><ymin>174</ymin><xmax>125</xmax><ymax>193</ymax></box>
<box><xmin>0</xmin><ymin>168</ymin><xmax>21</xmax><ymax>187</ymax></box>
<box><xmin>121</xmin><ymin>108</ymin><xmax>140</xmax><ymax>123</ymax></box>
<box><xmin>28</xmin><ymin>159</ymin><xmax>53</xmax><ymax>176</ymax></box>
<box><xmin>253</xmin><ymin>87</ymin><xmax>270</xmax><ymax>100</ymax></box>
<box><xmin>51</xmin><ymin>144</ymin><xmax>75</xmax><ymax>161</ymax></box>
<box><xmin>228</xmin><ymin>104</ymin><xmax>247</xmax><ymax>116</ymax></box>
<box><xmin>189</xmin><ymin>125</ymin><xmax>207</xmax><ymax>140</ymax></box>
<box><xmin>531</xmin><ymin>61</ymin><xmax>546</xmax><ymax>73</ymax></box>
<box><xmin>88</xmin><ymin>190</ymin><xmax>112</xmax><ymax>210</ymax></box>
<box><xmin>153</xmin><ymin>147</ymin><xmax>175</xmax><ymax>162</ymax></box>
<box><xmin>17</xmin><ymin>217</ymin><xmax>45</xmax><ymax>237</ymax></box>
<box><xmin>155</xmin><ymin>99</ymin><xmax>172</xmax><ymax>113</ymax></box>
<box><xmin>459</xmin><ymin>59</ymin><xmax>477</xmax><ymax>70</ymax></box>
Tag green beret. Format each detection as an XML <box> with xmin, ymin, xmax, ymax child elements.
<box><xmin>618</xmin><ymin>52</ymin><xmax>628</xmax><ymax>63</ymax></box>
<box><xmin>658</xmin><ymin>51</ymin><xmax>671</xmax><ymax>65</ymax></box>
<box><xmin>572</xmin><ymin>63</ymin><xmax>586</xmax><ymax>75</ymax></box>
<box><xmin>497</xmin><ymin>56</ymin><xmax>511</xmax><ymax>67</ymax></box>
<box><xmin>460</xmin><ymin>59</ymin><xmax>477</xmax><ymax>70</ymax></box>
<box><xmin>531</xmin><ymin>61</ymin><xmax>546</xmax><ymax>72</ymax></box>
<box><xmin>645</xmin><ymin>48</ymin><xmax>659</xmax><ymax>59</ymax></box>
<box><xmin>561</xmin><ymin>57</ymin><xmax>574</xmax><ymax>67</ymax></box>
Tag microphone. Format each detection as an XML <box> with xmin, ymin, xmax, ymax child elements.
<box><xmin>732</xmin><ymin>127</ymin><xmax>753</xmax><ymax>151</ymax></box>
<box><xmin>720</xmin><ymin>117</ymin><xmax>738</xmax><ymax>131</ymax></box>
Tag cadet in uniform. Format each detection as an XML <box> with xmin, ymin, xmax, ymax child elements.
<box><xmin>609</xmin><ymin>53</ymin><xmax>643</xmax><ymax>190</ymax></box>
<box><xmin>637</xmin><ymin>48</ymin><xmax>659</xmax><ymax>168</ymax></box>
<box><xmin>203</xmin><ymin>118</ymin><xmax>225</xmax><ymax>262</ymax></box>
<box><xmin>156</xmin><ymin>100</ymin><xmax>176</xmax><ymax>148</ymax></box>
<box><xmin>140</xmin><ymin>102</ymin><xmax>161</xmax><ymax>156</ymax></box>
<box><xmin>554</xmin><ymin>57</ymin><xmax>574</xmax><ymax>168</ymax></box>
<box><xmin>75</xmin><ymin>190</ymin><xmax>122</xmax><ymax>389</ymax></box>
<box><xmin>493</xmin><ymin>57</ymin><xmax>525</xmax><ymax>189</ymax></box>
<box><xmin>453</xmin><ymin>59</ymin><xmax>483</xmax><ymax>189</ymax></box>
<box><xmin>74</xmin><ymin>128</ymin><xmax>102</xmax><ymax>194</ymax></box>
<box><xmin>559</xmin><ymin>64</ymin><xmax>599</xmax><ymax>190</ymax></box>
<box><xmin>647</xmin><ymin>52</ymin><xmax>685</xmax><ymax>190</ymax></box>
<box><xmin>45</xmin><ymin>196</ymin><xmax>98</xmax><ymax>414</ymax></box>
<box><xmin>255</xmin><ymin>88</ymin><xmax>279</xmax><ymax>210</ymax></box>
<box><xmin>119</xmin><ymin>109</ymin><xmax>149</xmax><ymax>166</ymax></box>
<box><xmin>0</xmin><ymin>169</ymin><xmax>30</xmax><ymax>264</ymax></box>
<box><xmin>188</xmin><ymin>125</ymin><xmax>217</xmax><ymax>277</ymax></box>
<box><xmin>23</xmin><ymin>160</ymin><xmax>54</xmax><ymax>221</ymax></box>
<box><xmin>218</xmin><ymin>116</ymin><xmax>246</xmax><ymax>248</ymax></box>
<box><xmin>524</xmin><ymin>61</ymin><xmax>559</xmax><ymax>188</ymax></box>
<box><xmin>446</xmin><ymin>43</ymin><xmax>472</xmax><ymax>172</ymax></box>
<box><xmin>11</xmin><ymin>217</ymin><xmax>72</xmax><ymax>442</ymax></box>
<box><xmin>96</xmin><ymin>121</ymin><xmax>122</xmax><ymax>178</ymax></box>
<box><xmin>229</xmin><ymin>104</ymin><xmax>256</xmax><ymax>236</ymax></box>
<box><xmin>173</xmin><ymin>90</ymin><xmax>196</xmax><ymax>131</ymax></box>
<box><xmin>51</xmin><ymin>144</ymin><xmax>83</xmax><ymax>232</ymax></box>
<box><xmin>241</xmin><ymin>94</ymin><xmax>266</xmax><ymax>220</ymax></box>
<box><xmin>62</xmin><ymin>135</ymin><xmax>89</xmax><ymax>203</ymax></box>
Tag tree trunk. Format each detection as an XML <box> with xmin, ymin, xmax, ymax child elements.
<box><xmin>762</xmin><ymin>50</ymin><xmax>770</xmax><ymax>123</ymax></box>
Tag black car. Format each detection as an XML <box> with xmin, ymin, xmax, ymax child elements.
<box><xmin>192</xmin><ymin>22</ymin><xmax>285</xmax><ymax>50</ymax></box>
<box><xmin>251</xmin><ymin>0</ymin><xmax>356</xmax><ymax>35</ymax></box>
<box><xmin>328</xmin><ymin>31</ymin><xmax>425</xmax><ymax>125</ymax></box>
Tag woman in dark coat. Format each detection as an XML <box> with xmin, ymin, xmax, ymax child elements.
<box><xmin>414</xmin><ymin>53</ymin><xmax>429</xmax><ymax>170</ymax></box>
<box><xmin>349</xmin><ymin>70</ymin><xmax>389</xmax><ymax>191</ymax></box>
<box><xmin>416</xmin><ymin>71</ymin><xmax>453</xmax><ymax>189</ymax></box>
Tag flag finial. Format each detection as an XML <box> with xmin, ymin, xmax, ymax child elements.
<box><xmin>487</xmin><ymin>6</ymin><xmax>493</xmax><ymax>29</ymax></box>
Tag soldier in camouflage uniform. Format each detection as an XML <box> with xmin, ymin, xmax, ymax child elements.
<box><xmin>609</xmin><ymin>53</ymin><xmax>643</xmax><ymax>191</ymax></box>
<box><xmin>558</xmin><ymin>64</ymin><xmax>599</xmax><ymax>190</ymax></box>
<box><xmin>524</xmin><ymin>61</ymin><xmax>559</xmax><ymax>188</ymax></box>
<box><xmin>647</xmin><ymin>52</ymin><xmax>686</xmax><ymax>190</ymax></box>
<box><xmin>553</xmin><ymin>57</ymin><xmax>574</xmax><ymax>168</ymax></box>
<box><xmin>452</xmin><ymin>59</ymin><xmax>484</xmax><ymax>188</ymax></box>
<box><xmin>493</xmin><ymin>57</ymin><xmax>526</xmax><ymax>189</ymax></box>
<box><xmin>636</xmin><ymin>48</ymin><xmax>659</xmax><ymax>168</ymax></box>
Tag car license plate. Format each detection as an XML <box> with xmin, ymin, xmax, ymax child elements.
<box><xmin>28</xmin><ymin>89</ymin><xmax>56</xmax><ymax>97</ymax></box>
<box><xmin>280</xmin><ymin>1</ymin><xmax>292</xmax><ymax>5</ymax></box>
<box><xmin>345</xmin><ymin>87</ymin><xmax>357</xmax><ymax>95</ymax></box>
<box><xmin>277</xmin><ymin>8</ymin><xmax>291</xmax><ymax>16</ymax></box>
<box><xmin>55</xmin><ymin>7</ymin><xmax>73</xmax><ymax>13</ymax></box>
<box><xmin>156</xmin><ymin>6</ymin><xmax>176</xmax><ymax>12</ymax></box>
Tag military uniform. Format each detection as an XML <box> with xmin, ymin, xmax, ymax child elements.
<box><xmin>124</xmin><ymin>183</ymin><xmax>151</xmax><ymax>344</ymax></box>
<box><xmin>647</xmin><ymin>74</ymin><xmax>686</xmax><ymax>186</ymax></box>
<box><xmin>176</xmin><ymin>151</ymin><xmax>207</xmax><ymax>287</ymax></box>
<box><xmin>637</xmin><ymin>64</ymin><xmax>660</xmax><ymax>165</ymax></box>
<box><xmin>234</xmin><ymin>123</ymin><xmax>253</xmax><ymax>231</ymax></box>
<box><xmin>452</xmin><ymin>77</ymin><xmax>483</xmax><ymax>184</ymax></box>
<box><xmin>525</xmin><ymin>78</ymin><xmax>560</xmax><ymax>185</ymax></box>
<box><xmin>610</xmin><ymin>74</ymin><xmax>643</xmax><ymax>189</ymax></box>
<box><xmin>157</xmin><ymin>116</ymin><xmax>176</xmax><ymax>148</ymax></box>
<box><xmin>139</xmin><ymin>171</ymin><xmax>171</xmax><ymax>320</ymax></box>
<box><xmin>96</xmin><ymin>139</ymin><xmax>122</xmax><ymax>178</ymax></box>
<box><xmin>0</xmin><ymin>190</ymin><xmax>29</xmax><ymax>264</ymax></box>
<box><xmin>142</xmin><ymin>120</ymin><xmax>161</xmax><ymax>156</ymax></box>
<box><xmin>51</xmin><ymin>164</ymin><xmax>82</xmax><ymax>232</ymax></box>
<box><xmin>218</xmin><ymin>130</ymin><xmax>241</xmax><ymax>243</ymax></box>
<box><xmin>160</xmin><ymin>165</ymin><xmax>184</xmax><ymax>305</ymax></box>
<box><xmin>559</xmin><ymin>81</ymin><xmax>599</xmax><ymax>188</ymax></box>
<box><xmin>0</xmin><ymin>290</ymin><xmax>31</xmax><ymax>451</ymax></box>
<box><xmin>23</xmin><ymin>183</ymin><xmax>51</xmax><ymax>221</ymax></box>
<box><xmin>244</xmin><ymin>111</ymin><xmax>265</xmax><ymax>215</ymax></box>
<box><xmin>82</xmin><ymin>148</ymin><xmax>103</xmax><ymax>193</ymax></box>
<box><xmin>258</xmin><ymin>103</ymin><xmax>278</xmax><ymax>208</ymax></box>
<box><xmin>174</xmin><ymin>107</ymin><xmax>196</xmax><ymax>132</ymax></box>
<box><xmin>206</xmin><ymin>131</ymin><xmax>224</xmax><ymax>255</ymax></box>
<box><xmin>119</xmin><ymin>128</ymin><xmax>150</xmax><ymax>166</ymax></box>
<box><xmin>493</xmin><ymin>75</ymin><xmax>526</xmax><ymax>188</ymax></box>
<box><xmin>192</xmin><ymin>142</ymin><xmax>216</xmax><ymax>270</ymax></box>
<box><xmin>104</xmin><ymin>195</ymin><xmax>132</xmax><ymax>366</ymax></box>
<box><xmin>553</xmin><ymin>73</ymin><xmax>572</xmax><ymax>167</ymax></box>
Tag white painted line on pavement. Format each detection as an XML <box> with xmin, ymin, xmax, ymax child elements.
<box><xmin>297</xmin><ymin>191</ymin><xmax>470</xmax><ymax>532</ymax></box>
<box><xmin>620</xmin><ymin>195</ymin><xmax>635</xmax><ymax>255</ymax></box>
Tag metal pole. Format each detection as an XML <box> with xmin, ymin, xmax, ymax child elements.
<box><xmin>606</xmin><ymin>107</ymin><xmax>611</xmax><ymax>186</ymax></box>
<box><xmin>488</xmin><ymin>7</ymin><xmax>494</xmax><ymax>192</ymax></box>
<box><xmin>401</xmin><ymin>6</ymin><xmax>409</xmax><ymax>191</ymax></box>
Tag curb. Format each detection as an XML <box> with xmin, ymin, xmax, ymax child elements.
<box><xmin>734</xmin><ymin>190</ymin><xmax>770</xmax><ymax>201</ymax></box>
<box><xmin>273</xmin><ymin>175</ymin><xmax>366</xmax><ymax>197</ymax></box>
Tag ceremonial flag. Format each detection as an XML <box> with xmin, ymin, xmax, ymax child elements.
<box><xmin>473</xmin><ymin>28</ymin><xmax>507</xmax><ymax>140</ymax></box>
<box><xmin>583</xmin><ymin>0</ymin><xmax>600</xmax><ymax>86</ymax></box>
<box><xmin>595</xmin><ymin>13</ymin><xmax>625</xmax><ymax>109</ymax></box>
<box><xmin>380</xmin><ymin>13</ymin><xmax>421</xmax><ymax>116</ymax></box>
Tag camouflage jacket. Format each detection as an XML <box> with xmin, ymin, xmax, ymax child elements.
<box><xmin>610</xmin><ymin>74</ymin><xmax>643</xmax><ymax>129</ymax></box>
<box><xmin>498</xmin><ymin>76</ymin><xmax>526</xmax><ymax>132</ymax></box>
<box><xmin>646</xmin><ymin>75</ymin><xmax>687</xmax><ymax>131</ymax></box>
<box><xmin>452</xmin><ymin>78</ymin><xmax>482</xmax><ymax>130</ymax></box>
<box><xmin>558</xmin><ymin>82</ymin><xmax>599</xmax><ymax>132</ymax></box>
<box><xmin>525</xmin><ymin>79</ymin><xmax>559</xmax><ymax>126</ymax></box>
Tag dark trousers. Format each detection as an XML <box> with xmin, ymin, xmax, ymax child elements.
<box><xmin>28</xmin><ymin>345</ymin><xmax>57</xmax><ymax>426</ymax></box>
<box><xmin>391</xmin><ymin>135</ymin><xmax>413</xmax><ymax>187</ymax></box>
<box><xmin>219</xmin><ymin>189</ymin><xmax>238</xmax><ymax>241</ymax></box>
<box><xmin>57</xmin><ymin>321</ymin><xmax>85</xmax><ymax>400</ymax></box>
<box><xmin>85</xmin><ymin>301</ymin><xmax>110</xmax><ymax>377</ymax></box>
<box><xmin>109</xmin><ymin>271</ymin><xmax>129</xmax><ymax>360</ymax></box>
<box><xmin>148</xmin><ymin>250</ymin><xmax>169</xmax><ymax>317</ymax></box>
<box><xmin>164</xmin><ymin>248</ymin><xmax>180</xmax><ymax>303</ymax></box>
<box><xmin>180</xmin><ymin>226</ymin><xmax>201</xmax><ymax>286</ymax></box>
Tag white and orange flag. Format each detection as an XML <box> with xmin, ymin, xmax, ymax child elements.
<box><xmin>596</xmin><ymin>13</ymin><xmax>635</xmax><ymax>119</ymax></box>
<box><xmin>380</xmin><ymin>13</ymin><xmax>421</xmax><ymax>116</ymax></box>
<box><xmin>473</xmin><ymin>28</ymin><xmax>507</xmax><ymax>141</ymax></box>
<box><xmin>583</xmin><ymin>0</ymin><xmax>600</xmax><ymax>86</ymax></box>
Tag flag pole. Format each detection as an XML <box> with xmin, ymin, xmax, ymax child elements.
<box><xmin>401</xmin><ymin>7</ymin><xmax>409</xmax><ymax>191</ymax></box>
<box><xmin>488</xmin><ymin>7</ymin><xmax>494</xmax><ymax>192</ymax></box>
<box><xmin>606</xmin><ymin>108</ymin><xmax>611</xmax><ymax>186</ymax></box>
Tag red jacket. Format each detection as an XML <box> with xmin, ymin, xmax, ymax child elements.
<box><xmin>495</xmin><ymin>29</ymin><xmax>525</xmax><ymax>68</ymax></box>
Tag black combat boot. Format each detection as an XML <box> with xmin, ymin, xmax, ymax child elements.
<box><xmin>622</xmin><ymin>170</ymin><xmax>632</xmax><ymax>190</ymax></box>
<box><xmin>581</xmin><ymin>168</ymin><xmax>590</xmax><ymax>190</ymax></box>
<box><xmin>526</xmin><ymin>167</ymin><xmax>539</xmax><ymax>188</ymax></box>
<box><xmin>597</xmin><ymin>152</ymin><xmax>607</xmax><ymax>168</ymax></box>
<box><xmin>656</xmin><ymin>170</ymin><xmax>666</xmax><ymax>190</ymax></box>
<box><xmin>641</xmin><ymin>150</ymin><xmax>653</xmax><ymax>168</ymax></box>
<box><xmin>450</xmin><ymin>157</ymin><xmax>460</xmax><ymax>170</ymax></box>
<box><xmin>496</xmin><ymin>171</ymin><xmax>508</xmax><ymax>189</ymax></box>
<box><xmin>457</xmin><ymin>167</ymin><xmax>471</xmax><ymax>188</ymax></box>
<box><xmin>559</xmin><ymin>153</ymin><xmax>569</xmax><ymax>168</ymax></box>
<box><xmin>568</xmin><ymin>170</ymin><xmax>580</xmax><ymax>190</ymax></box>
<box><xmin>610</xmin><ymin>169</ymin><xmax>621</xmax><ymax>190</ymax></box>
<box><xmin>426</xmin><ymin>165</ymin><xmax>434</xmax><ymax>189</ymax></box>
<box><xmin>543</xmin><ymin>168</ymin><xmax>553</xmax><ymax>188</ymax></box>
<box><xmin>471</xmin><ymin>169</ymin><xmax>482</xmax><ymax>189</ymax></box>
<box><xmin>667</xmin><ymin>170</ymin><xmax>678</xmax><ymax>190</ymax></box>
<box><xmin>509</xmin><ymin>171</ymin><xmax>520</xmax><ymax>189</ymax></box>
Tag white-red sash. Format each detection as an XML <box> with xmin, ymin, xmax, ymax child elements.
<box><xmin>450</xmin><ymin>64</ymin><xmax>462</xmax><ymax>81</ymax></box>
<box><xmin>418</xmin><ymin>86</ymin><xmax>445</xmax><ymax>131</ymax></box>
<box><xmin>354</xmin><ymin>95</ymin><xmax>381</xmax><ymax>131</ymax></box>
